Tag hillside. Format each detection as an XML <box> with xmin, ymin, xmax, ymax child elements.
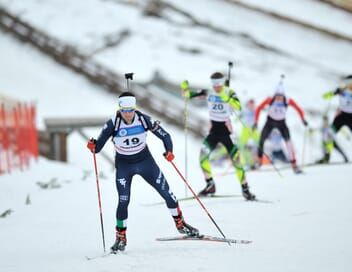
<box><xmin>1</xmin><ymin>1</ymin><xmax>352</xmax><ymax>271</ymax></box>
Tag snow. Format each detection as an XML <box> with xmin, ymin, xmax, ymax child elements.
<box><xmin>1</xmin><ymin>157</ymin><xmax>352</xmax><ymax>271</ymax></box>
<box><xmin>232</xmin><ymin>0</ymin><xmax>352</xmax><ymax>38</ymax></box>
<box><xmin>1</xmin><ymin>0</ymin><xmax>352</xmax><ymax>271</ymax></box>
<box><xmin>2</xmin><ymin>0</ymin><xmax>352</xmax><ymax>110</ymax></box>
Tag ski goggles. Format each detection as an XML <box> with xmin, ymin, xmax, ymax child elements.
<box><xmin>211</xmin><ymin>77</ymin><xmax>225</xmax><ymax>87</ymax></box>
<box><xmin>120</xmin><ymin>108</ymin><xmax>135</xmax><ymax>113</ymax></box>
<box><xmin>118</xmin><ymin>96</ymin><xmax>136</xmax><ymax>109</ymax></box>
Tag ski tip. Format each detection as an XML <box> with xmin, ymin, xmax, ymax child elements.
<box><xmin>85</xmin><ymin>252</ymin><xmax>112</xmax><ymax>260</ymax></box>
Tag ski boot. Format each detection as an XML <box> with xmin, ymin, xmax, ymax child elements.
<box><xmin>316</xmin><ymin>153</ymin><xmax>330</xmax><ymax>164</ymax></box>
<box><xmin>173</xmin><ymin>213</ymin><xmax>199</xmax><ymax>237</ymax></box>
<box><xmin>198</xmin><ymin>179</ymin><xmax>216</xmax><ymax>197</ymax></box>
<box><xmin>241</xmin><ymin>183</ymin><xmax>256</xmax><ymax>201</ymax></box>
<box><xmin>291</xmin><ymin>160</ymin><xmax>303</xmax><ymax>174</ymax></box>
<box><xmin>293</xmin><ymin>166</ymin><xmax>303</xmax><ymax>174</ymax></box>
<box><xmin>110</xmin><ymin>228</ymin><xmax>127</xmax><ymax>253</ymax></box>
<box><xmin>292</xmin><ymin>163</ymin><xmax>303</xmax><ymax>174</ymax></box>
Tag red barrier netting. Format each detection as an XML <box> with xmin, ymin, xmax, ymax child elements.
<box><xmin>0</xmin><ymin>102</ymin><xmax>38</xmax><ymax>174</ymax></box>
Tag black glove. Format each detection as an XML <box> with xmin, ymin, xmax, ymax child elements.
<box><xmin>302</xmin><ymin>119</ymin><xmax>308</xmax><ymax>127</ymax></box>
<box><xmin>334</xmin><ymin>87</ymin><xmax>343</xmax><ymax>95</ymax></box>
<box><xmin>199</xmin><ymin>89</ymin><xmax>207</xmax><ymax>96</ymax></box>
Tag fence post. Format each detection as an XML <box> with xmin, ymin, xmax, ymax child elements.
<box><xmin>31</xmin><ymin>103</ymin><xmax>39</xmax><ymax>160</ymax></box>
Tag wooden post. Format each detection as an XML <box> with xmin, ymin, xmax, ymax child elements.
<box><xmin>50</xmin><ymin>132</ymin><xmax>68</xmax><ymax>162</ymax></box>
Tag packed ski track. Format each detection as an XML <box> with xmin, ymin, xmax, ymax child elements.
<box><xmin>1</xmin><ymin>0</ymin><xmax>352</xmax><ymax>271</ymax></box>
<box><xmin>1</xmin><ymin>159</ymin><xmax>352</xmax><ymax>272</ymax></box>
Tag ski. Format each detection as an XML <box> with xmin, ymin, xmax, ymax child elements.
<box><xmin>142</xmin><ymin>194</ymin><xmax>241</xmax><ymax>206</ymax></box>
<box><xmin>143</xmin><ymin>194</ymin><xmax>273</xmax><ymax>206</ymax></box>
<box><xmin>250</xmin><ymin>198</ymin><xmax>274</xmax><ymax>204</ymax></box>
<box><xmin>156</xmin><ymin>234</ymin><xmax>252</xmax><ymax>244</ymax></box>
<box><xmin>217</xmin><ymin>161</ymin><xmax>352</xmax><ymax>177</ymax></box>
<box><xmin>178</xmin><ymin>194</ymin><xmax>241</xmax><ymax>201</ymax></box>
<box><xmin>302</xmin><ymin>161</ymin><xmax>352</xmax><ymax>168</ymax></box>
<box><xmin>85</xmin><ymin>252</ymin><xmax>112</xmax><ymax>261</ymax></box>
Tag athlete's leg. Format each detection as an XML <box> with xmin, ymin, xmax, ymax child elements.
<box><xmin>139</xmin><ymin>156</ymin><xmax>178</xmax><ymax>209</ymax></box>
<box><xmin>276</xmin><ymin>122</ymin><xmax>295</xmax><ymax>161</ymax></box>
<box><xmin>321</xmin><ymin>113</ymin><xmax>347</xmax><ymax>162</ymax></box>
<box><xmin>277</xmin><ymin>122</ymin><xmax>300</xmax><ymax>172</ymax></box>
<box><xmin>112</xmin><ymin>161</ymin><xmax>134</xmax><ymax>252</ymax></box>
<box><xmin>258</xmin><ymin>120</ymin><xmax>274</xmax><ymax>164</ymax></box>
<box><xmin>115</xmin><ymin>162</ymin><xmax>133</xmax><ymax>230</ymax></box>
<box><xmin>347</xmin><ymin>112</ymin><xmax>352</xmax><ymax>131</ymax></box>
<box><xmin>140</xmin><ymin>156</ymin><xmax>198</xmax><ymax>236</ymax></box>
<box><xmin>222</xmin><ymin>135</ymin><xmax>245</xmax><ymax>184</ymax></box>
<box><xmin>198</xmin><ymin>134</ymin><xmax>218</xmax><ymax>196</ymax></box>
<box><xmin>221</xmin><ymin>135</ymin><xmax>255</xmax><ymax>200</ymax></box>
<box><xmin>334</xmin><ymin>140</ymin><xmax>349</xmax><ymax>162</ymax></box>
<box><xmin>199</xmin><ymin>134</ymin><xmax>218</xmax><ymax>180</ymax></box>
<box><xmin>332</xmin><ymin>112</ymin><xmax>346</xmax><ymax>133</ymax></box>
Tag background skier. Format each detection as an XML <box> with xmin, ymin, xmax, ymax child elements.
<box><xmin>253</xmin><ymin>76</ymin><xmax>308</xmax><ymax>174</ymax></box>
<box><xmin>180</xmin><ymin>72</ymin><xmax>256</xmax><ymax>200</ymax></box>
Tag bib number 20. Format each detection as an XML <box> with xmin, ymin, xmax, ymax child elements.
<box><xmin>212</xmin><ymin>103</ymin><xmax>224</xmax><ymax>110</ymax></box>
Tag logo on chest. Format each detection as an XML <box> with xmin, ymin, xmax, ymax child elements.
<box><xmin>116</xmin><ymin>125</ymin><xmax>145</xmax><ymax>138</ymax></box>
<box><xmin>119</xmin><ymin>129</ymin><xmax>128</xmax><ymax>137</ymax></box>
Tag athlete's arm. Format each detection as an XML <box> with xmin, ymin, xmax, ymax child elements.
<box><xmin>219</xmin><ymin>89</ymin><xmax>241</xmax><ymax>110</ymax></box>
<box><xmin>254</xmin><ymin>97</ymin><xmax>271</xmax><ymax>123</ymax></box>
<box><xmin>95</xmin><ymin>119</ymin><xmax>115</xmax><ymax>153</ymax></box>
<box><xmin>288</xmin><ymin>98</ymin><xmax>305</xmax><ymax>121</ymax></box>
<box><xmin>180</xmin><ymin>80</ymin><xmax>207</xmax><ymax>99</ymax></box>
<box><xmin>144</xmin><ymin>115</ymin><xmax>173</xmax><ymax>152</ymax></box>
<box><xmin>323</xmin><ymin>87</ymin><xmax>343</xmax><ymax>100</ymax></box>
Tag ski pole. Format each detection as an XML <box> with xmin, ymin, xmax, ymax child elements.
<box><xmin>226</xmin><ymin>61</ymin><xmax>233</xmax><ymax>87</ymax></box>
<box><xmin>92</xmin><ymin>152</ymin><xmax>106</xmax><ymax>252</ymax></box>
<box><xmin>168</xmin><ymin>160</ymin><xmax>230</xmax><ymax>245</ymax></box>
<box><xmin>184</xmin><ymin>97</ymin><xmax>189</xmax><ymax>198</ymax></box>
<box><xmin>301</xmin><ymin>127</ymin><xmax>308</xmax><ymax>169</ymax></box>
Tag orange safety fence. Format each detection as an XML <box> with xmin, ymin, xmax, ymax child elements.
<box><xmin>0</xmin><ymin>102</ymin><xmax>38</xmax><ymax>174</ymax></box>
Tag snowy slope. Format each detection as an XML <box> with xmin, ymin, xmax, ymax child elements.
<box><xmin>1</xmin><ymin>0</ymin><xmax>352</xmax><ymax>163</ymax></box>
<box><xmin>1</xmin><ymin>158</ymin><xmax>352</xmax><ymax>272</ymax></box>
<box><xmin>1</xmin><ymin>1</ymin><xmax>352</xmax><ymax>271</ymax></box>
<box><xmin>231</xmin><ymin>0</ymin><xmax>352</xmax><ymax>38</ymax></box>
<box><xmin>1</xmin><ymin>0</ymin><xmax>352</xmax><ymax>112</ymax></box>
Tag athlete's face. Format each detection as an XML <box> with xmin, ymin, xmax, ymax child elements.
<box><xmin>211</xmin><ymin>77</ymin><xmax>225</xmax><ymax>93</ymax></box>
<box><xmin>213</xmin><ymin>85</ymin><xmax>223</xmax><ymax>93</ymax></box>
<box><xmin>347</xmin><ymin>83</ymin><xmax>352</xmax><ymax>91</ymax></box>
<box><xmin>275</xmin><ymin>95</ymin><xmax>285</xmax><ymax>102</ymax></box>
<box><xmin>246</xmin><ymin>100</ymin><xmax>255</xmax><ymax>111</ymax></box>
<box><xmin>120</xmin><ymin>109</ymin><xmax>135</xmax><ymax>124</ymax></box>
